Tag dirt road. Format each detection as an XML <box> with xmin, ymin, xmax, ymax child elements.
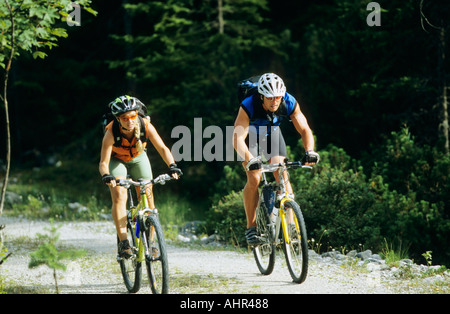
<box><xmin>0</xmin><ymin>217</ymin><xmax>437</xmax><ymax>294</ymax></box>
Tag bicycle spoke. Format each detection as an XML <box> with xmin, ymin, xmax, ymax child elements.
<box><xmin>282</xmin><ymin>201</ymin><xmax>308</xmax><ymax>283</ymax></box>
<box><xmin>253</xmin><ymin>202</ymin><xmax>275</xmax><ymax>275</ymax></box>
<box><xmin>118</xmin><ymin>221</ymin><xmax>142</xmax><ymax>293</ymax></box>
<box><xmin>145</xmin><ymin>215</ymin><xmax>169</xmax><ymax>294</ymax></box>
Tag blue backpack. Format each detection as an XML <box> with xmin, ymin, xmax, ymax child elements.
<box><xmin>237</xmin><ymin>75</ymin><xmax>261</xmax><ymax>103</ymax></box>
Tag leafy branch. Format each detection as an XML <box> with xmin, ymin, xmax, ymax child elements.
<box><xmin>0</xmin><ymin>0</ymin><xmax>97</xmax><ymax>215</ymax></box>
<box><xmin>28</xmin><ymin>219</ymin><xmax>86</xmax><ymax>294</ymax></box>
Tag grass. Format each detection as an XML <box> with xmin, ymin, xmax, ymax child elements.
<box><xmin>169</xmin><ymin>271</ymin><xmax>239</xmax><ymax>294</ymax></box>
<box><xmin>380</xmin><ymin>239</ymin><xmax>410</xmax><ymax>267</ymax></box>
<box><xmin>2</xmin><ymin>160</ymin><xmax>201</xmax><ymax>228</ymax></box>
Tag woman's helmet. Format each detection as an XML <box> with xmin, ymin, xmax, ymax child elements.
<box><xmin>258</xmin><ymin>73</ymin><xmax>286</xmax><ymax>98</ymax></box>
<box><xmin>109</xmin><ymin>95</ymin><xmax>140</xmax><ymax>116</ymax></box>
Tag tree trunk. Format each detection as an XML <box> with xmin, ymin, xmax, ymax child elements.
<box><xmin>0</xmin><ymin>0</ymin><xmax>14</xmax><ymax>216</ymax></box>
<box><xmin>0</xmin><ymin>84</ymin><xmax>11</xmax><ymax>216</ymax></box>
<box><xmin>53</xmin><ymin>269</ymin><xmax>60</xmax><ymax>294</ymax></box>
<box><xmin>439</xmin><ymin>24</ymin><xmax>449</xmax><ymax>154</ymax></box>
<box><xmin>218</xmin><ymin>0</ymin><xmax>224</xmax><ymax>34</ymax></box>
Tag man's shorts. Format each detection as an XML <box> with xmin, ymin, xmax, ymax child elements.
<box><xmin>246</xmin><ymin>126</ymin><xmax>287</xmax><ymax>161</ymax></box>
<box><xmin>109</xmin><ymin>151</ymin><xmax>153</xmax><ymax>180</ymax></box>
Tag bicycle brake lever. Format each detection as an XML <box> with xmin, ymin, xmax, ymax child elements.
<box><xmin>116</xmin><ymin>179</ymin><xmax>130</xmax><ymax>188</ymax></box>
<box><xmin>154</xmin><ymin>174</ymin><xmax>171</xmax><ymax>185</ymax></box>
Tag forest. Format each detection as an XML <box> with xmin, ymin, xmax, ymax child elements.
<box><xmin>1</xmin><ymin>0</ymin><xmax>449</xmax><ymax>266</ymax></box>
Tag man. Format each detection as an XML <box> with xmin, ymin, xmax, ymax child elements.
<box><xmin>233</xmin><ymin>73</ymin><xmax>319</xmax><ymax>245</ymax></box>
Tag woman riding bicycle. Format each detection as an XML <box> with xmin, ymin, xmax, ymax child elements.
<box><xmin>99</xmin><ymin>95</ymin><xmax>181</xmax><ymax>258</ymax></box>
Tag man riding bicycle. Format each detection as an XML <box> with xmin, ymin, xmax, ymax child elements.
<box><xmin>99</xmin><ymin>95</ymin><xmax>182</xmax><ymax>258</ymax></box>
<box><xmin>233</xmin><ymin>73</ymin><xmax>319</xmax><ymax>245</ymax></box>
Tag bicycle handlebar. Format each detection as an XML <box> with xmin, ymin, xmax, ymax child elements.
<box><xmin>260</xmin><ymin>159</ymin><xmax>312</xmax><ymax>173</ymax></box>
<box><xmin>116</xmin><ymin>173</ymin><xmax>174</xmax><ymax>189</ymax></box>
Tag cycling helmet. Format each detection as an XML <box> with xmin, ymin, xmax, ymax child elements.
<box><xmin>258</xmin><ymin>73</ymin><xmax>286</xmax><ymax>98</ymax></box>
<box><xmin>109</xmin><ymin>95</ymin><xmax>140</xmax><ymax>116</ymax></box>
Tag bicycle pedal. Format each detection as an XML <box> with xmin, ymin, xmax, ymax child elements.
<box><xmin>117</xmin><ymin>252</ymin><xmax>136</xmax><ymax>262</ymax></box>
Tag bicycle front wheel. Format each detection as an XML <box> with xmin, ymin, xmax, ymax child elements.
<box><xmin>144</xmin><ymin>214</ymin><xmax>169</xmax><ymax>294</ymax></box>
<box><xmin>118</xmin><ymin>220</ymin><xmax>142</xmax><ymax>293</ymax></box>
<box><xmin>282</xmin><ymin>200</ymin><xmax>308</xmax><ymax>283</ymax></box>
<box><xmin>253</xmin><ymin>204</ymin><xmax>275</xmax><ymax>275</ymax></box>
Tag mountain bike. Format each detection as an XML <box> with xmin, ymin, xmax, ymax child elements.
<box><xmin>252</xmin><ymin>159</ymin><xmax>311</xmax><ymax>283</ymax></box>
<box><xmin>116</xmin><ymin>174</ymin><xmax>174</xmax><ymax>294</ymax></box>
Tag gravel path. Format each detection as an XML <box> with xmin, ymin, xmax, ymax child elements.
<box><xmin>0</xmin><ymin>217</ymin><xmax>443</xmax><ymax>294</ymax></box>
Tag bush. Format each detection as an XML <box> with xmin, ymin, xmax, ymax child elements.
<box><xmin>292</xmin><ymin>129</ymin><xmax>450</xmax><ymax>265</ymax></box>
<box><xmin>209</xmin><ymin>164</ymin><xmax>246</xmax><ymax>204</ymax></box>
<box><xmin>207</xmin><ymin>128</ymin><xmax>450</xmax><ymax>266</ymax></box>
<box><xmin>206</xmin><ymin>190</ymin><xmax>247</xmax><ymax>247</ymax></box>
<box><xmin>364</xmin><ymin>128</ymin><xmax>450</xmax><ymax>265</ymax></box>
<box><xmin>291</xmin><ymin>145</ymin><xmax>392</xmax><ymax>252</ymax></box>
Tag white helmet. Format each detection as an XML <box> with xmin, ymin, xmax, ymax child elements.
<box><xmin>258</xmin><ymin>73</ymin><xmax>286</xmax><ymax>98</ymax></box>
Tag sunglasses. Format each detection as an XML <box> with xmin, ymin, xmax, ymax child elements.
<box><xmin>119</xmin><ymin>113</ymin><xmax>138</xmax><ymax>122</ymax></box>
<box><xmin>265</xmin><ymin>96</ymin><xmax>282</xmax><ymax>101</ymax></box>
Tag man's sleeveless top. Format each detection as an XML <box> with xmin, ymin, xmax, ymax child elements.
<box><xmin>240</xmin><ymin>92</ymin><xmax>298</xmax><ymax>135</ymax></box>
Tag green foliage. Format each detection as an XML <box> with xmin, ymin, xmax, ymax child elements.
<box><xmin>206</xmin><ymin>190</ymin><xmax>246</xmax><ymax>247</ymax></box>
<box><xmin>0</xmin><ymin>0</ymin><xmax>97</xmax><ymax>68</ymax></box>
<box><xmin>298</xmin><ymin>0</ymin><xmax>442</xmax><ymax>154</ymax></box>
<box><xmin>381</xmin><ymin>238</ymin><xmax>410</xmax><ymax>267</ymax></box>
<box><xmin>110</xmin><ymin>0</ymin><xmax>285</xmax><ymax>128</ymax></box>
<box><xmin>107</xmin><ymin>0</ymin><xmax>286</xmax><ymax>199</ymax></box>
<box><xmin>28</xmin><ymin>219</ymin><xmax>86</xmax><ymax>270</ymax></box>
<box><xmin>364</xmin><ymin>127</ymin><xmax>450</xmax><ymax>204</ymax></box>
<box><xmin>0</xmin><ymin>246</ymin><xmax>7</xmax><ymax>294</ymax></box>
<box><xmin>293</xmin><ymin>128</ymin><xmax>450</xmax><ymax>265</ymax></box>
<box><xmin>5</xmin><ymin>158</ymin><xmax>110</xmax><ymax>220</ymax></box>
<box><xmin>0</xmin><ymin>0</ymin><xmax>448</xmax><ymax>267</ymax></box>
<box><xmin>293</xmin><ymin>147</ymin><xmax>390</xmax><ymax>252</ymax></box>
<box><xmin>28</xmin><ymin>219</ymin><xmax>86</xmax><ymax>293</ymax></box>
<box><xmin>422</xmin><ymin>251</ymin><xmax>433</xmax><ymax>267</ymax></box>
<box><xmin>364</xmin><ymin>128</ymin><xmax>450</xmax><ymax>264</ymax></box>
<box><xmin>210</xmin><ymin>164</ymin><xmax>246</xmax><ymax>203</ymax></box>
<box><xmin>207</xmin><ymin>127</ymin><xmax>450</xmax><ymax>265</ymax></box>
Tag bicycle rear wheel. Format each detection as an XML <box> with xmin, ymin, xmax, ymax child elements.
<box><xmin>253</xmin><ymin>203</ymin><xmax>275</xmax><ymax>275</ymax></box>
<box><xmin>118</xmin><ymin>219</ymin><xmax>142</xmax><ymax>293</ymax></box>
<box><xmin>282</xmin><ymin>200</ymin><xmax>308</xmax><ymax>283</ymax></box>
<box><xmin>144</xmin><ymin>214</ymin><xmax>169</xmax><ymax>294</ymax></box>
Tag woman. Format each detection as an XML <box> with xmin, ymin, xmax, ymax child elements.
<box><xmin>99</xmin><ymin>95</ymin><xmax>181</xmax><ymax>258</ymax></box>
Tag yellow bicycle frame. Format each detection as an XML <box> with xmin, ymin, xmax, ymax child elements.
<box><xmin>279</xmin><ymin>197</ymin><xmax>300</xmax><ymax>245</ymax></box>
<box><xmin>131</xmin><ymin>191</ymin><xmax>151</xmax><ymax>262</ymax></box>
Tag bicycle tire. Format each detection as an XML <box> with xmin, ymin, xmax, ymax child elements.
<box><xmin>253</xmin><ymin>201</ymin><xmax>276</xmax><ymax>275</ymax></box>
<box><xmin>118</xmin><ymin>220</ymin><xmax>142</xmax><ymax>293</ymax></box>
<box><xmin>282</xmin><ymin>200</ymin><xmax>308</xmax><ymax>283</ymax></box>
<box><xmin>144</xmin><ymin>214</ymin><xmax>169</xmax><ymax>294</ymax></box>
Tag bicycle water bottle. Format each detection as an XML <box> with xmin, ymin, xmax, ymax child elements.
<box><xmin>135</xmin><ymin>221</ymin><xmax>140</xmax><ymax>239</ymax></box>
<box><xmin>262</xmin><ymin>185</ymin><xmax>275</xmax><ymax>215</ymax></box>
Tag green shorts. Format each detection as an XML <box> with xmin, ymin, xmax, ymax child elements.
<box><xmin>109</xmin><ymin>152</ymin><xmax>153</xmax><ymax>180</ymax></box>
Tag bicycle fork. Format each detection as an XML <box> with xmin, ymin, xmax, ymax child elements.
<box><xmin>135</xmin><ymin>208</ymin><xmax>159</xmax><ymax>262</ymax></box>
<box><xmin>279</xmin><ymin>198</ymin><xmax>299</xmax><ymax>245</ymax></box>
<box><xmin>135</xmin><ymin>210</ymin><xmax>149</xmax><ymax>262</ymax></box>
